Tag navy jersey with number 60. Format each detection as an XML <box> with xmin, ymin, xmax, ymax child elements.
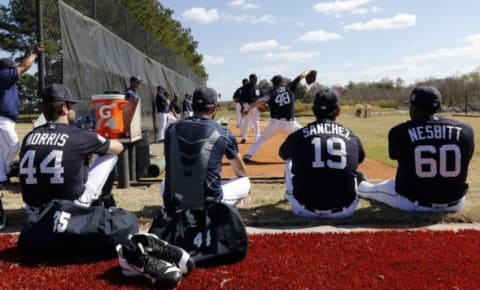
<box><xmin>279</xmin><ymin>119</ymin><xmax>365</xmax><ymax>210</ymax></box>
<box><xmin>19</xmin><ymin>123</ymin><xmax>110</xmax><ymax>207</ymax></box>
<box><xmin>389</xmin><ymin>116</ymin><xmax>474</xmax><ymax>204</ymax></box>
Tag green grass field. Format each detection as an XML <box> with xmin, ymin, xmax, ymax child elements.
<box><xmin>237</xmin><ymin>109</ymin><xmax>480</xmax><ymax>228</ymax></box>
<box><xmin>4</xmin><ymin>110</ymin><xmax>480</xmax><ymax>230</ymax></box>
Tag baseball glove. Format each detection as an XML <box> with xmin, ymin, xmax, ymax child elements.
<box><xmin>257</xmin><ymin>102</ymin><xmax>268</xmax><ymax>112</ymax></box>
<box><xmin>305</xmin><ymin>70</ymin><xmax>317</xmax><ymax>85</ymax></box>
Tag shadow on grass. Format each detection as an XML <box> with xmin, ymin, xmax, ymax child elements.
<box><xmin>238</xmin><ymin>199</ymin><xmax>458</xmax><ymax>230</ymax></box>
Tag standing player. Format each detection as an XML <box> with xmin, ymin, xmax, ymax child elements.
<box><xmin>0</xmin><ymin>43</ymin><xmax>44</xmax><ymax>187</ymax></box>
<box><xmin>239</xmin><ymin>74</ymin><xmax>263</xmax><ymax>144</ymax></box>
<box><xmin>125</xmin><ymin>76</ymin><xmax>142</xmax><ymax>104</ymax></box>
<box><xmin>182</xmin><ymin>93</ymin><xmax>193</xmax><ymax>119</ymax></box>
<box><xmin>358</xmin><ymin>86</ymin><xmax>474</xmax><ymax>212</ymax></box>
<box><xmin>279</xmin><ymin>88</ymin><xmax>365</xmax><ymax>218</ymax></box>
<box><xmin>232</xmin><ymin>78</ymin><xmax>248</xmax><ymax>128</ymax></box>
<box><xmin>242</xmin><ymin>70</ymin><xmax>313</xmax><ymax>163</ymax></box>
<box><xmin>19</xmin><ymin>84</ymin><xmax>124</xmax><ymax>212</ymax></box>
<box><xmin>155</xmin><ymin>86</ymin><xmax>170</xmax><ymax>143</ymax></box>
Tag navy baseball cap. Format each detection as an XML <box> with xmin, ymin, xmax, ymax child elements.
<box><xmin>271</xmin><ymin>75</ymin><xmax>283</xmax><ymax>86</ymax></box>
<box><xmin>130</xmin><ymin>76</ymin><xmax>142</xmax><ymax>83</ymax></box>
<box><xmin>40</xmin><ymin>83</ymin><xmax>79</xmax><ymax>104</ymax></box>
<box><xmin>408</xmin><ymin>86</ymin><xmax>442</xmax><ymax>109</ymax></box>
<box><xmin>0</xmin><ymin>58</ymin><xmax>16</xmax><ymax>70</ymax></box>
<box><xmin>314</xmin><ymin>88</ymin><xmax>340</xmax><ymax>113</ymax></box>
<box><xmin>192</xmin><ymin>87</ymin><xmax>218</xmax><ymax>106</ymax></box>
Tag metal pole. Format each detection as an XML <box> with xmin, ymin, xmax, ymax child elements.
<box><xmin>35</xmin><ymin>0</ymin><xmax>45</xmax><ymax>90</ymax></box>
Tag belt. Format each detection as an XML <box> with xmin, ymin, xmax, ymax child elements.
<box><xmin>274</xmin><ymin>117</ymin><xmax>294</xmax><ymax>121</ymax></box>
<box><xmin>407</xmin><ymin>198</ymin><xmax>461</xmax><ymax>209</ymax></box>
<box><xmin>304</xmin><ymin>205</ymin><xmax>345</xmax><ymax>214</ymax></box>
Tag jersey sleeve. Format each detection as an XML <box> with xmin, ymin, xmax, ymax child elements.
<box><xmin>279</xmin><ymin>133</ymin><xmax>295</xmax><ymax>160</ymax></box>
<box><xmin>289</xmin><ymin>76</ymin><xmax>302</xmax><ymax>91</ymax></box>
<box><xmin>80</xmin><ymin>131</ymin><xmax>110</xmax><ymax>156</ymax></box>
<box><xmin>224</xmin><ymin>129</ymin><xmax>239</xmax><ymax>160</ymax></box>
<box><xmin>0</xmin><ymin>68</ymin><xmax>18</xmax><ymax>87</ymax></box>
<box><xmin>388</xmin><ymin>125</ymin><xmax>400</xmax><ymax>160</ymax></box>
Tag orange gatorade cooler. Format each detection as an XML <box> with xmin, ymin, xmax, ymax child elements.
<box><xmin>90</xmin><ymin>94</ymin><xmax>128</xmax><ymax>138</ymax></box>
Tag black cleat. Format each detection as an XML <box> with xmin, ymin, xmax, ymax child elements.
<box><xmin>356</xmin><ymin>171</ymin><xmax>367</xmax><ymax>186</ymax></box>
<box><xmin>129</xmin><ymin>233</ymin><xmax>195</xmax><ymax>274</ymax></box>
<box><xmin>240</xmin><ymin>139</ymin><xmax>246</xmax><ymax>144</ymax></box>
<box><xmin>243</xmin><ymin>155</ymin><xmax>251</xmax><ymax>163</ymax></box>
<box><xmin>117</xmin><ymin>240</ymin><xmax>183</xmax><ymax>288</ymax></box>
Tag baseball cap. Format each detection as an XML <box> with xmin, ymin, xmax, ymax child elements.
<box><xmin>408</xmin><ymin>86</ymin><xmax>442</xmax><ymax>109</ymax></box>
<box><xmin>314</xmin><ymin>88</ymin><xmax>340</xmax><ymax>113</ymax></box>
<box><xmin>40</xmin><ymin>83</ymin><xmax>79</xmax><ymax>104</ymax></box>
<box><xmin>130</xmin><ymin>76</ymin><xmax>142</xmax><ymax>83</ymax></box>
<box><xmin>192</xmin><ymin>87</ymin><xmax>218</xmax><ymax>106</ymax></box>
<box><xmin>0</xmin><ymin>58</ymin><xmax>16</xmax><ymax>70</ymax></box>
<box><xmin>271</xmin><ymin>75</ymin><xmax>283</xmax><ymax>86</ymax></box>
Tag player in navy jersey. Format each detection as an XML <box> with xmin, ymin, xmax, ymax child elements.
<box><xmin>162</xmin><ymin>87</ymin><xmax>251</xmax><ymax>211</ymax></box>
<box><xmin>242</xmin><ymin>70</ymin><xmax>314</xmax><ymax>162</ymax></box>
<box><xmin>279</xmin><ymin>88</ymin><xmax>365</xmax><ymax>218</ymax></box>
<box><xmin>358</xmin><ymin>86</ymin><xmax>474</xmax><ymax>212</ymax></box>
<box><xmin>239</xmin><ymin>74</ymin><xmax>263</xmax><ymax>144</ymax></box>
<box><xmin>232</xmin><ymin>78</ymin><xmax>248</xmax><ymax>128</ymax></box>
<box><xmin>19</xmin><ymin>84</ymin><xmax>124</xmax><ymax>212</ymax></box>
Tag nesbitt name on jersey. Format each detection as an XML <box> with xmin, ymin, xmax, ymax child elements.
<box><xmin>302</xmin><ymin>123</ymin><xmax>351</xmax><ymax>140</ymax></box>
<box><xmin>408</xmin><ymin>124</ymin><xmax>462</xmax><ymax>142</ymax></box>
<box><xmin>25</xmin><ymin>132</ymin><xmax>69</xmax><ymax>147</ymax></box>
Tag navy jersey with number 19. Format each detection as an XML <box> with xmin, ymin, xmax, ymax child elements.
<box><xmin>279</xmin><ymin>119</ymin><xmax>365</xmax><ymax>210</ymax></box>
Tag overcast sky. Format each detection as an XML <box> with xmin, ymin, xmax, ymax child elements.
<box><xmin>2</xmin><ymin>0</ymin><xmax>480</xmax><ymax>99</ymax></box>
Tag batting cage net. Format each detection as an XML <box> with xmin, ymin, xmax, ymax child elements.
<box><xmin>40</xmin><ymin>0</ymin><xmax>205</xmax><ymax>140</ymax></box>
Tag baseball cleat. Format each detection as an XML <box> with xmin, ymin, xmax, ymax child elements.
<box><xmin>242</xmin><ymin>155</ymin><xmax>251</xmax><ymax>163</ymax></box>
<box><xmin>116</xmin><ymin>241</ymin><xmax>182</xmax><ymax>288</ymax></box>
<box><xmin>129</xmin><ymin>233</ymin><xmax>195</xmax><ymax>274</ymax></box>
<box><xmin>240</xmin><ymin>139</ymin><xmax>246</xmax><ymax>144</ymax></box>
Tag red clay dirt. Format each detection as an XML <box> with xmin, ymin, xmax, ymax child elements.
<box><xmin>221</xmin><ymin>119</ymin><xmax>396</xmax><ymax>180</ymax></box>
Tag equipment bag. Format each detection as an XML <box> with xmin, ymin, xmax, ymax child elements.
<box><xmin>18</xmin><ymin>199</ymin><xmax>139</xmax><ymax>258</ymax></box>
<box><xmin>149</xmin><ymin>201</ymin><xmax>248</xmax><ymax>267</ymax></box>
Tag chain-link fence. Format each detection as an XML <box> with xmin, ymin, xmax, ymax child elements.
<box><xmin>40</xmin><ymin>0</ymin><xmax>204</xmax><ymax>87</ymax></box>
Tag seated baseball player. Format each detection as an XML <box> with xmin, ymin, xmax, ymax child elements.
<box><xmin>162</xmin><ymin>87</ymin><xmax>251</xmax><ymax>210</ymax></box>
<box><xmin>358</xmin><ymin>86</ymin><xmax>474</xmax><ymax>212</ymax></box>
<box><xmin>17</xmin><ymin>84</ymin><xmax>138</xmax><ymax>258</ymax></box>
<box><xmin>279</xmin><ymin>88</ymin><xmax>366</xmax><ymax>218</ymax></box>
<box><xmin>19</xmin><ymin>84</ymin><xmax>124</xmax><ymax>212</ymax></box>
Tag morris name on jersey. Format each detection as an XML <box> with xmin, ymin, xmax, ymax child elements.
<box><xmin>25</xmin><ymin>132</ymin><xmax>69</xmax><ymax>147</ymax></box>
<box><xmin>408</xmin><ymin>124</ymin><xmax>462</xmax><ymax>143</ymax></box>
<box><xmin>302</xmin><ymin>123</ymin><xmax>351</xmax><ymax>140</ymax></box>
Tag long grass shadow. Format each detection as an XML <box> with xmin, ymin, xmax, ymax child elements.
<box><xmin>239</xmin><ymin>199</ymin><xmax>452</xmax><ymax>230</ymax></box>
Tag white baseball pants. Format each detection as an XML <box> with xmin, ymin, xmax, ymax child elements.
<box><xmin>0</xmin><ymin>116</ymin><xmax>20</xmax><ymax>182</ymax></box>
<box><xmin>358</xmin><ymin>179</ymin><xmax>464</xmax><ymax>212</ymax></box>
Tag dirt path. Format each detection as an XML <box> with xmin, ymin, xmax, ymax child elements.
<box><xmin>222</xmin><ymin>119</ymin><xmax>396</xmax><ymax>180</ymax></box>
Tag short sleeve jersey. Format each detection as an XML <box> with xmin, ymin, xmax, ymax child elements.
<box><xmin>0</xmin><ymin>67</ymin><xmax>20</xmax><ymax>121</ymax></box>
<box><xmin>264</xmin><ymin>76</ymin><xmax>301</xmax><ymax>119</ymax></box>
<box><xmin>125</xmin><ymin>87</ymin><xmax>139</xmax><ymax>100</ymax></box>
<box><xmin>389</xmin><ymin>115</ymin><xmax>474</xmax><ymax>204</ymax></box>
<box><xmin>163</xmin><ymin>116</ymin><xmax>239</xmax><ymax>210</ymax></box>
<box><xmin>20</xmin><ymin>123</ymin><xmax>110</xmax><ymax>207</ymax></box>
<box><xmin>279</xmin><ymin>119</ymin><xmax>365</xmax><ymax>210</ymax></box>
<box><xmin>155</xmin><ymin>92</ymin><xmax>170</xmax><ymax>113</ymax></box>
<box><xmin>182</xmin><ymin>98</ymin><xmax>192</xmax><ymax>113</ymax></box>
<box><xmin>239</xmin><ymin>83</ymin><xmax>263</xmax><ymax>104</ymax></box>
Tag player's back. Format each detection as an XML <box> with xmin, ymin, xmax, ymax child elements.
<box><xmin>389</xmin><ymin>116</ymin><xmax>474</xmax><ymax>204</ymax></box>
<box><xmin>280</xmin><ymin>119</ymin><xmax>365</xmax><ymax>210</ymax></box>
